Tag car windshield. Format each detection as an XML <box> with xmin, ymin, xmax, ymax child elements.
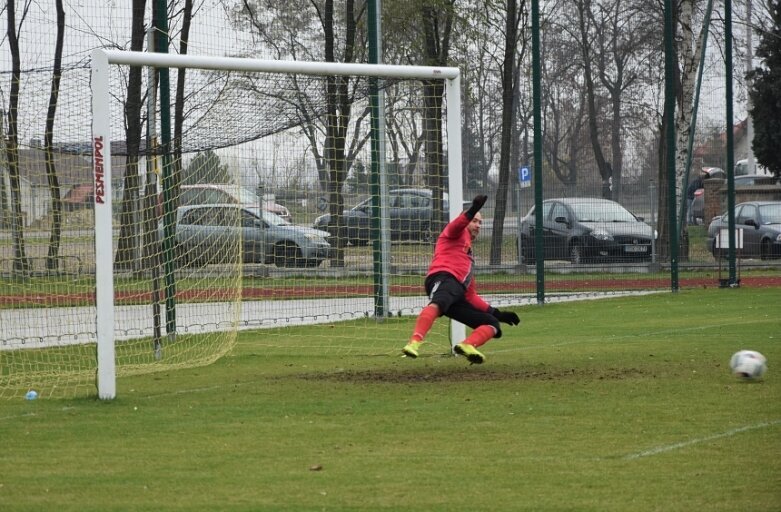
<box><xmin>570</xmin><ymin>202</ymin><xmax>637</xmax><ymax>222</ymax></box>
<box><xmin>260</xmin><ymin>209</ymin><xmax>291</xmax><ymax>226</ymax></box>
<box><xmin>759</xmin><ymin>204</ymin><xmax>781</xmax><ymax>224</ymax></box>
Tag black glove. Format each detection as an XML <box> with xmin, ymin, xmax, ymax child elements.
<box><xmin>494</xmin><ymin>309</ymin><xmax>520</xmax><ymax>326</ymax></box>
<box><xmin>466</xmin><ymin>195</ymin><xmax>488</xmax><ymax>219</ymax></box>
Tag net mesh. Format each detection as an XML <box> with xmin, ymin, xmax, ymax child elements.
<box><xmin>1</xmin><ymin>49</ymin><xmax>469</xmax><ymax>398</ymax></box>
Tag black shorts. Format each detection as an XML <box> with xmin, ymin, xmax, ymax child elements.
<box><xmin>425</xmin><ymin>272</ymin><xmax>502</xmax><ymax>338</ymax></box>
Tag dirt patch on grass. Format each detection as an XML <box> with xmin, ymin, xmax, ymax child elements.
<box><xmin>298</xmin><ymin>365</ymin><xmax>648</xmax><ymax>384</ymax></box>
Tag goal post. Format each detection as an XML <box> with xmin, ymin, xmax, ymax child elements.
<box><xmin>90</xmin><ymin>49</ymin><xmax>464</xmax><ymax>400</ymax></box>
<box><xmin>91</xmin><ymin>49</ymin><xmax>116</xmax><ymax>400</ymax></box>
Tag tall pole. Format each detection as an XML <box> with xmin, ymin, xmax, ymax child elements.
<box><xmin>531</xmin><ymin>0</ymin><xmax>545</xmax><ymax>304</ymax></box>
<box><xmin>146</xmin><ymin>28</ymin><xmax>163</xmax><ymax>359</ymax></box>
<box><xmin>663</xmin><ymin>0</ymin><xmax>679</xmax><ymax>291</ymax></box>
<box><xmin>154</xmin><ymin>0</ymin><xmax>177</xmax><ymax>339</ymax></box>
<box><xmin>725</xmin><ymin>0</ymin><xmax>738</xmax><ymax>286</ymax></box>
<box><xmin>368</xmin><ymin>0</ymin><xmax>390</xmax><ymax>320</ymax></box>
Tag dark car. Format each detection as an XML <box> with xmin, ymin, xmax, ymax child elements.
<box><xmin>707</xmin><ymin>201</ymin><xmax>781</xmax><ymax>260</ymax></box>
<box><xmin>163</xmin><ymin>204</ymin><xmax>332</xmax><ymax>268</ymax></box>
<box><xmin>518</xmin><ymin>198</ymin><xmax>654</xmax><ymax>264</ymax></box>
<box><xmin>313</xmin><ymin>188</ymin><xmax>447</xmax><ymax>245</ymax></box>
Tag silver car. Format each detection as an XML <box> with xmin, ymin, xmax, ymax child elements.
<box><xmin>164</xmin><ymin>204</ymin><xmax>332</xmax><ymax>267</ymax></box>
<box><xmin>177</xmin><ymin>183</ymin><xmax>293</xmax><ymax>222</ymax></box>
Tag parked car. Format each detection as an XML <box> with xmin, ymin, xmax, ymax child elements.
<box><xmin>164</xmin><ymin>204</ymin><xmax>332</xmax><ymax>268</ymax></box>
<box><xmin>313</xmin><ymin>188</ymin><xmax>448</xmax><ymax>245</ymax></box>
<box><xmin>518</xmin><ymin>198</ymin><xmax>654</xmax><ymax>264</ymax></box>
<box><xmin>735</xmin><ymin>159</ymin><xmax>774</xmax><ymax>177</ymax></box>
<box><xmin>175</xmin><ymin>184</ymin><xmax>292</xmax><ymax>222</ymax></box>
<box><xmin>706</xmin><ymin>201</ymin><xmax>781</xmax><ymax>260</ymax></box>
<box><xmin>691</xmin><ymin>174</ymin><xmax>775</xmax><ymax>224</ymax></box>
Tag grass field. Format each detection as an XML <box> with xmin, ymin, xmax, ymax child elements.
<box><xmin>1</xmin><ymin>288</ymin><xmax>779</xmax><ymax>511</ymax></box>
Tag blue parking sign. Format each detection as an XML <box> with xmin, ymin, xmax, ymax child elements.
<box><xmin>518</xmin><ymin>166</ymin><xmax>531</xmax><ymax>188</ymax></box>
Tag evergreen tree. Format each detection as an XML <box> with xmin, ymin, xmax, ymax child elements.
<box><xmin>748</xmin><ymin>0</ymin><xmax>781</xmax><ymax>177</ymax></box>
<box><xmin>183</xmin><ymin>150</ymin><xmax>232</xmax><ymax>184</ymax></box>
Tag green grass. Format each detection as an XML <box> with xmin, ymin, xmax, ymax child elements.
<box><xmin>1</xmin><ymin>288</ymin><xmax>780</xmax><ymax>511</ymax></box>
<box><xmin>686</xmin><ymin>225</ymin><xmax>713</xmax><ymax>262</ymax></box>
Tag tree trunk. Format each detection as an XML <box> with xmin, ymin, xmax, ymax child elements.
<box><xmin>5</xmin><ymin>0</ymin><xmax>30</xmax><ymax>275</ymax></box>
<box><xmin>115</xmin><ymin>0</ymin><xmax>147</xmax><ymax>271</ymax></box>
<box><xmin>45</xmin><ymin>0</ymin><xmax>65</xmax><ymax>272</ymax></box>
<box><xmin>324</xmin><ymin>0</ymin><xmax>359</xmax><ymax>267</ymax></box>
<box><xmin>420</xmin><ymin>1</ymin><xmax>454</xmax><ymax>234</ymax></box>
<box><xmin>576</xmin><ymin>0</ymin><xmax>611</xmax><ymax>199</ymax></box>
<box><xmin>673</xmin><ymin>0</ymin><xmax>704</xmax><ymax>260</ymax></box>
<box><xmin>490</xmin><ymin>0</ymin><xmax>519</xmax><ymax>266</ymax></box>
<box><xmin>172</xmin><ymin>0</ymin><xmax>194</xmax><ymax>211</ymax></box>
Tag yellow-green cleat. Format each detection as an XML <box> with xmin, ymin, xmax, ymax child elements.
<box><xmin>402</xmin><ymin>341</ymin><xmax>422</xmax><ymax>358</ymax></box>
<box><xmin>454</xmin><ymin>343</ymin><xmax>485</xmax><ymax>364</ymax></box>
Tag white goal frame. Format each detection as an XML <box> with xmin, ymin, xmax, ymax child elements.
<box><xmin>91</xmin><ymin>49</ymin><xmax>464</xmax><ymax>400</ymax></box>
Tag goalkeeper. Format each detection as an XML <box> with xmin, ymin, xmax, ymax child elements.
<box><xmin>402</xmin><ymin>194</ymin><xmax>521</xmax><ymax>364</ymax></box>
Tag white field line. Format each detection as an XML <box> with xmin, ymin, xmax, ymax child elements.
<box><xmin>624</xmin><ymin>419</ymin><xmax>781</xmax><ymax>460</ymax></box>
<box><xmin>492</xmin><ymin>317</ymin><xmax>773</xmax><ymax>355</ymax></box>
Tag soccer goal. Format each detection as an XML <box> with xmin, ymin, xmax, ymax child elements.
<box><xmin>5</xmin><ymin>50</ymin><xmax>466</xmax><ymax>401</ymax></box>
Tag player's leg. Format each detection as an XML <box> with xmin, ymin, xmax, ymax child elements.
<box><xmin>448</xmin><ymin>304</ymin><xmax>501</xmax><ymax>364</ymax></box>
<box><xmin>403</xmin><ymin>303</ymin><xmax>440</xmax><ymax>358</ymax></box>
<box><xmin>402</xmin><ymin>273</ymin><xmax>462</xmax><ymax>358</ymax></box>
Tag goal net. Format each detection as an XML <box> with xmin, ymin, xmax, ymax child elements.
<box><xmin>1</xmin><ymin>50</ymin><xmax>463</xmax><ymax>400</ymax></box>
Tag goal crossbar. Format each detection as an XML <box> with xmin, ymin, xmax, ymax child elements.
<box><xmin>91</xmin><ymin>49</ymin><xmax>463</xmax><ymax>400</ymax></box>
<box><xmin>100</xmin><ymin>50</ymin><xmax>461</xmax><ymax>81</ymax></box>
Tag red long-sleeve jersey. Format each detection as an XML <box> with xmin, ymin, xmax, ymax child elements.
<box><xmin>426</xmin><ymin>212</ymin><xmax>492</xmax><ymax>312</ymax></box>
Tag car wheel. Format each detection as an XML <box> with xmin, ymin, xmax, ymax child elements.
<box><xmin>760</xmin><ymin>239</ymin><xmax>771</xmax><ymax>260</ymax></box>
<box><xmin>711</xmin><ymin>239</ymin><xmax>723</xmax><ymax>260</ymax></box>
<box><xmin>273</xmin><ymin>242</ymin><xmax>302</xmax><ymax>268</ymax></box>
<box><xmin>520</xmin><ymin>236</ymin><xmax>534</xmax><ymax>263</ymax></box>
<box><xmin>569</xmin><ymin>243</ymin><xmax>583</xmax><ymax>265</ymax></box>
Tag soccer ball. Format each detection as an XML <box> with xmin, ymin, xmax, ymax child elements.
<box><xmin>729</xmin><ymin>350</ymin><xmax>767</xmax><ymax>380</ymax></box>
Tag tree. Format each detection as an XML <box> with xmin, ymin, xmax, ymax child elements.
<box><xmin>384</xmin><ymin>83</ymin><xmax>426</xmax><ymax>187</ymax></box>
<box><xmin>454</xmin><ymin>0</ymin><xmax>504</xmax><ymax>196</ymax></box>
<box><xmin>574</xmin><ymin>0</ymin><xmax>612</xmax><ymax>200</ymax></box>
<box><xmin>419</xmin><ymin>0</ymin><xmax>456</xmax><ymax>232</ymax></box>
<box><xmin>652</xmin><ymin>0</ymin><xmax>710</xmax><ymax>262</ymax></box>
<box><xmin>44</xmin><ymin>0</ymin><xmax>65</xmax><ymax>272</ymax></box>
<box><xmin>748</xmin><ymin>0</ymin><xmax>781</xmax><ymax>177</ymax></box>
<box><xmin>345</xmin><ymin>158</ymin><xmax>369</xmax><ymax>193</ymax></box>
<box><xmin>173</xmin><ymin>0</ymin><xmax>196</xmax><ymax>198</ymax></box>
<box><xmin>591</xmin><ymin>0</ymin><xmax>656</xmax><ymax>202</ymax></box>
<box><xmin>541</xmin><ymin>12</ymin><xmax>589</xmax><ymax>196</ymax></box>
<box><xmin>4</xmin><ymin>0</ymin><xmax>31</xmax><ymax>275</ymax></box>
<box><xmin>114</xmin><ymin>0</ymin><xmax>147</xmax><ymax>271</ymax></box>
<box><xmin>489</xmin><ymin>0</ymin><xmax>524</xmax><ymax>265</ymax></box>
<box><xmin>183</xmin><ymin>150</ymin><xmax>232</xmax><ymax>185</ymax></box>
<box><xmin>232</xmin><ymin>0</ymin><xmax>370</xmax><ymax>266</ymax></box>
